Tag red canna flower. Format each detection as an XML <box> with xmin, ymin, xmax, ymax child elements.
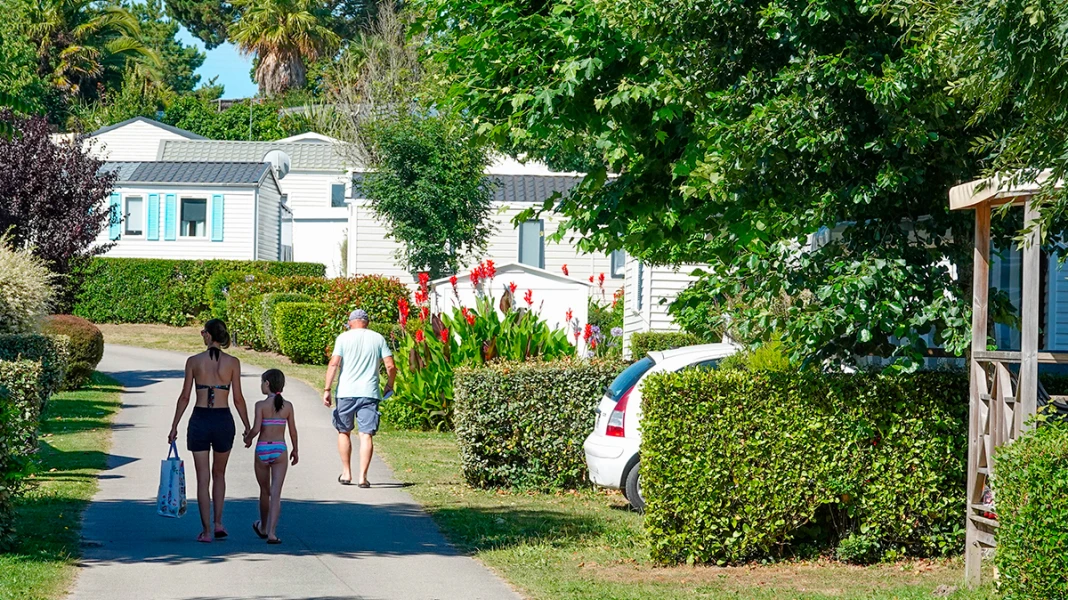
<box><xmin>414</xmin><ymin>329</ymin><xmax>425</xmax><ymax>343</ymax></box>
<box><xmin>589</xmin><ymin>275</ymin><xmax>594</xmax><ymax>283</ymax></box>
<box><xmin>449</xmin><ymin>275</ymin><xmax>458</xmax><ymax>287</ymax></box>
<box><xmin>414</xmin><ymin>288</ymin><xmax>429</xmax><ymax>304</ymax></box>
<box><xmin>470</xmin><ymin>266</ymin><xmax>483</xmax><ymax>287</ymax></box>
<box><xmin>439</xmin><ymin>327</ymin><xmax>450</xmax><ymax>344</ymax></box>
<box><xmin>598</xmin><ymin>273</ymin><xmax>605</xmax><ymax>287</ymax></box>
<box><xmin>524</xmin><ymin>289</ymin><xmax>533</xmax><ymax>306</ymax></box>
<box><xmin>590</xmin><ymin>337</ymin><xmax>598</xmax><ymax>349</ymax></box>
<box><xmin>509</xmin><ymin>281</ymin><xmax>517</xmax><ymax>294</ymax></box>
<box><xmin>485</xmin><ymin>260</ymin><xmax>496</xmax><ymax>279</ymax></box>
<box><xmin>562</xmin><ymin>264</ymin><xmax>569</xmax><ymax>276</ymax></box>
<box><xmin>462</xmin><ymin>307</ymin><xmax>476</xmax><ymax>326</ymax></box>
<box><xmin>398</xmin><ymin>298</ymin><xmax>410</xmax><ymax>326</ymax></box>
<box><xmin>418</xmin><ymin>271</ymin><xmax>430</xmax><ymax>288</ymax></box>
<box><xmin>420</xmin><ymin>306</ymin><xmax>430</xmax><ymax>320</ymax></box>
<box><xmin>565</xmin><ymin>308</ymin><xmax>573</xmax><ymax>323</ymax></box>
<box><xmin>583</xmin><ymin>323</ymin><xmax>593</xmax><ymax>342</ymax></box>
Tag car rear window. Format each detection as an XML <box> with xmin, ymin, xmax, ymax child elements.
<box><xmin>606</xmin><ymin>357</ymin><xmax>655</xmax><ymax>401</ymax></box>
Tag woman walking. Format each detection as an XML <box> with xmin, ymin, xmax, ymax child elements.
<box><xmin>167</xmin><ymin>320</ymin><xmax>251</xmax><ymax>542</ymax></box>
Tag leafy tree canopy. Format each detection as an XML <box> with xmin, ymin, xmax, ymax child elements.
<box><xmin>360</xmin><ymin>114</ymin><xmax>496</xmax><ymax>279</ymax></box>
<box><xmin>167</xmin><ymin>0</ymin><xmax>378</xmax><ymax>48</ymax></box>
<box><xmin>126</xmin><ymin>0</ymin><xmax>206</xmax><ymax>93</ymax></box>
<box><xmin>161</xmin><ymin>94</ymin><xmax>310</xmax><ymax>140</ymax></box>
<box><xmin>417</xmin><ymin>0</ymin><xmax>1009</xmax><ymax>367</ymax></box>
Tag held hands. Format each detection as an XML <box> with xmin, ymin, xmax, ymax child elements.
<box><xmin>243</xmin><ymin>433</ymin><xmax>253</xmax><ymax>448</ymax></box>
<box><xmin>290</xmin><ymin>449</ymin><xmax>299</xmax><ymax>466</ymax></box>
<box><xmin>322</xmin><ymin>390</ymin><xmax>332</xmax><ymax>407</ymax></box>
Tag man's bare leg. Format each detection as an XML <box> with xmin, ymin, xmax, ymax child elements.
<box><xmin>357</xmin><ymin>432</ymin><xmax>374</xmax><ymax>485</ymax></box>
<box><xmin>338</xmin><ymin>432</ymin><xmax>352</xmax><ymax>482</ymax></box>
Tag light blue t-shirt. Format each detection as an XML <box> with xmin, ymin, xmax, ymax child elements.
<box><xmin>332</xmin><ymin>328</ymin><xmax>393</xmax><ymax>399</ymax></box>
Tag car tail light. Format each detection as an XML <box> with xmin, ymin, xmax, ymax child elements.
<box><xmin>606</xmin><ymin>387</ymin><xmax>632</xmax><ymax>437</ymax></box>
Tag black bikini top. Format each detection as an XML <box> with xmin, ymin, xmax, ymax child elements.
<box><xmin>195</xmin><ymin>383</ymin><xmax>230</xmax><ymax>408</ymax></box>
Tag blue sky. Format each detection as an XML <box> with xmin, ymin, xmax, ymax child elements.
<box><xmin>176</xmin><ymin>27</ymin><xmax>259</xmax><ymax>98</ymax></box>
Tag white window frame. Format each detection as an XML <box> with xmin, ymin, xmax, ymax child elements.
<box><xmin>124</xmin><ymin>195</ymin><xmax>145</xmax><ymax>237</ymax></box>
<box><xmin>179</xmin><ymin>197</ymin><xmax>209</xmax><ymax>239</ymax></box>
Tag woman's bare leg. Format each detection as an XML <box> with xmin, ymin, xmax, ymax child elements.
<box><xmin>191</xmin><ymin>451</ymin><xmax>212</xmax><ymax>538</ymax></box>
<box><xmin>254</xmin><ymin>456</ymin><xmax>271</xmax><ymax>530</ymax></box>
<box><xmin>266</xmin><ymin>453</ymin><xmax>289</xmax><ymax>541</ymax></box>
<box><xmin>211</xmin><ymin>450</ymin><xmax>231</xmax><ymax>531</ymax></box>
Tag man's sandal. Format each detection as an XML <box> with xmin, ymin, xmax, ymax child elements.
<box><xmin>252</xmin><ymin>521</ymin><xmax>267</xmax><ymax>539</ymax></box>
<box><xmin>338</xmin><ymin>474</ymin><xmax>352</xmax><ymax>485</ymax></box>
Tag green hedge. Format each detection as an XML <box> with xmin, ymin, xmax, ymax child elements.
<box><xmin>453</xmin><ymin>359</ymin><xmax>628</xmax><ymax>490</ymax></box>
<box><xmin>204</xmin><ymin>270</ymin><xmax>268</xmax><ymax>320</ymax></box>
<box><xmin>228</xmin><ymin>277</ymin><xmax>333</xmax><ymax>350</ymax></box>
<box><xmin>261</xmin><ymin>293</ymin><xmax>315</xmax><ymax>353</ymax></box>
<box><xmin>0</xmin><ymin>360</ymin><xmax>44</xmax><ymax>550</ymax></box>
<box><xmin>629</xmin><ymin>331</ymin><xmax>703</xmax><ymax>357</ymax></box>
<box><xmin>641</xmin><ymin>369</ymin><xmax>968</xmax><ymax>565</ymax></box>
<box><xmin>273</xmin><ymin>302</ymin><xmax>334</xmax><ymax>364</ymax></box>
<box><xmin>72</xmin><ymin>258</ymin><xmax>325</xmax><ymax>326</ymax></box>
<box><xmin>0</xmin><ymin>333</ymin><xmax>71</xmax><ymax>407</ymax></box>
<box><xmin>40</xmin><ymin>315</ymin><xmax>103</xmax><ymax>389</ymax></box>
<box><xmin>994</xmin><ymin>419</ymin><xmax>1068</xmax><ymax>599</ymax></box>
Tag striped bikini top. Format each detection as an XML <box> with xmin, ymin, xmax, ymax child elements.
<box><xmin>262</xmin><ymin>418</ymin><xmax>288</xmax><ymax>426</ymax></box>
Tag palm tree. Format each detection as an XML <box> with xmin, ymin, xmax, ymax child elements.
<box><xmin>229</xmin><ymin>0</ymin><xmax>340</xmax><ymax>97</ymax></box>
<box><xmin>25</xmin><ymin>0</ymin><xmax>160</xmax><ymax>99</ymax></box>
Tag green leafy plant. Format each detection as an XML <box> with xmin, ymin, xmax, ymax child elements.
<box><xmin>227</xmin><ymin>276</ymin><xmax>330</xmax><ymax>350</ymax></box>
<box><xmin>72</xmin><ymin>258</ymin><xmax>324</xmax><ymax>326</ymax></box>
<box><xmin>0</xmin><ymin>333</ymin><xmax>71</xmax><ymax>407</ymax></box>
<box><xmin>261</xmin><ymin>292</ymin><xmax>314</xmax><ymax>353</ymax></box>
<box><xmin>587</xmin><ymin>287</ymin><xmax>624</xmax><ymax>358</ymax></box>
<box><xmin>0</xmin><ymin>234</ymin><xmax>56</xmax><ymax>334</ymax></box>
<box><xmin>321</xmin><ymin>275</ymin><xmax>411</xmax><ymax>330</ymax></box>
<box><xmin>272</xmin><ymin>302</ymin><xmax>334</xmax><ymax>364</ymax></box>
<box><xmin>204</xmin><ymin>270</ymin><xmax>268</xmax><ymax>320</ymax></box>
<box><xmin>388</xmin><ymin>262</ymin><xmax>575</xmax><ymax>430</ymax></box>
<box><xmin>39</xmin><ymin>315</ymin><xmax>102</xmax><ymax>389</ymax></box>
<box><xmin>629</xmin><ymin>331</ymin><xmax>703</xmax><ymax>357</ymax></box>
<box><xmin>453</xmin><ymin>358</ymin><xmax>627</xmax><ymax>490</ymax></box>
<box><xmin>0</xmin><ymin>359</ymin><xmax>44</xmax><ymax>550</ymax></box>
<box><xmin>993</xmin><ymin>419</ymin><xmax>1068</xmax><ymax>599</ymax></box>
<box><xmin>641</xmin><ymin>369</ymin><xmax>968</xmax><ymax>565</ymax></box>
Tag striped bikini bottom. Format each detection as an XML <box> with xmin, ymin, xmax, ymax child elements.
<box><xmin>255</xmin><ymin>441</ymin><xmax>287</xmax><ymax>464</ymax></box>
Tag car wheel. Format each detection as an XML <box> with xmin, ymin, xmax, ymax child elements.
<box><xmin>624</xmin><ymin>460</ymin><xmax>644</xmax><ymax>512</ymax></box>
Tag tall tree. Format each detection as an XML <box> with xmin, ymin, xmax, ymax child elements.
<box><xmin>0</xmin><ymin>111</ymin><xmax>116</xmax><ymax>275</ymax></box>
<box><xmin>418</xmin><ymin>0</ymin><xmax>1000</xmax><ymax>367</ymax></box>
<box><xmin>168</xmin><ymin>0</ymin><xmax>374</xmax><ymax>50</ymax></box>
<box><xmin>229</xmin><ymin>0</ymin><xmax>340</xmax><ymax>96</ymax></box>
<box><xmin>126</xmin><ymin>0</ymin><xmax>206</xmax><ymax>93</ymax></box>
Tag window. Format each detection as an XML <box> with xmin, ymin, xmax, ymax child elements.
<box><xmin>610</xmin><ymin>249</ymin><xmax>625</xmax><ymax>278</ymax></box>
<box><xmin>606</xmin><ymin>357</ymin><xmax>655</xmax><ymax>401</ymax></box>
<box><xmin>124</xmin><ymin>196</ymin><xmax>143</xmax><ymax>236</ymax></box>
<box><xmin>518</xmin><ymin>220</ymin><xmax>544</xmax><ymax>268</ymax></box>
<box><xmin>331</xmin><ymin>183</ymin><xmax>346</xmax><ymax>207</ymax></box>
<box><xmin>180</xmin><ymin>198</ymin><xmax>207</xmax><ymax>237</ymax></box>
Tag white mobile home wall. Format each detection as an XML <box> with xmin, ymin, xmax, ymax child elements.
<box><xmin>275</xmin><ymin>171</ymin><xmax>351</xmax><ymax>276</ymax></box>
<box><xmin>621</xmin><ymin>256</ymin><xmax>704</xmax><ymax>359</ymax></box>
<box><xmin>89</xmin><ymin>120</ymin><xmax>200</xmax><ymax>162</ymax></box>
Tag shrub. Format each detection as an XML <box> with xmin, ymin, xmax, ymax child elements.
<box><xmin>641</xmin><ymin>369</ymin><xmax>968</xmax><ymax>565</ymax></box>
<box><xmin>0</xmin><ymin>360</ymin><xmax>44</xmax><ymax>550</ymax></box>
<box><xmin>261</xmin><ymin>293</ymin><xmax>315</xmax><ymax>353</ymax></box>
<box><xmin>629</xmin><ymin>331</ymin><xmax>703</xmax><ymax>357</ymax></box>
<box><xmin>322</xmin><ymin>275</ymin><xmax>411</xmax><ymax>327</ymax></box>
<box><xmin>71</xmin><ymin>258</ymin><xmax>324</xmax><ymax>326</ymax></box>
<box><xmin>0</xmin><ymin>235</ymin><xmax>56</xmax><ymax>334</ymax></box>
<box><xmin>454</xmin><ymin>359</ymin><xmax>628</xmax><ymax>489</ymax></box>
<box><xmin>227</xmin><ymin>276</ymin><xmax>332</xmax><ymax>349</ymax></box>
<box><xmin>994</xmin><ymin>419</ymin><xmax>1068</xmax><ymax>599</ymax></box>
<box><xmin>0</xmin><ymin>333</ymin><xmax>71</xmax><ymax>407</ymax></box>
<box><xmin>273</xmin><ymin>302</ymin><xmax>335</xmax><ymax>364</ymax></box>
<box><xmin>39</xmin><ymin>315</ymin><xmax>103</xmax><ymax>389</ymax></box>
<box><xmin>718</xmin><ymin>338</ymin><xmax>790</xmax><ymax>372</ymax></box>
<box><xmin>204</xmin><ymin>270</ymin><xmax>268</xmax><ymax>320</ymax></box>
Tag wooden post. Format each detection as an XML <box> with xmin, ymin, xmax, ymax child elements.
<box><xmin>965</xmin><ymin>203</ymin><xmax>991</xmax><ymax>587</ymax></box>
<box><xmin>1019</xmin><ymin>199</ymin><xmax>1040</xmax><ymax>432</ymax></box>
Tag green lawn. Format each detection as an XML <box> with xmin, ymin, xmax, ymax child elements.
<box><xmin>100</xmin><ymin>324</ymin><xmax>999</xmax><ymax>599</ymax></box>
<box><xmin>0</xmin><ymin>373</ymin><xmax>123</xmax><ymax>600</ymax></box>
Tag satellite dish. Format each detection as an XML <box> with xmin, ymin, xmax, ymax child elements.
<box><xmin>263</xmin><ymin>149</ymin><xmax>292</xmax><ymax>180</ymax></box>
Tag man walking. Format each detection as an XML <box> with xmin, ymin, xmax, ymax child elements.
<box><xmin>323</xmin><ymin>309</ymin><xmax>397</xmax><ymax>488</ymax></box>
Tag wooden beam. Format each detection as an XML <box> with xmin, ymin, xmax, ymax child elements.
<box><xmin>1019</xmin><ymin>200</ymin><xmax>1040</xmax><ymax>432</ymax></box>
<box><xmin>966</xmin><ymin>203</ymin><xmax>991</xmax><ymax>588</ymax></box>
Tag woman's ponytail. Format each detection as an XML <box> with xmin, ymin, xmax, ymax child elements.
<box><xmin>262</xmin><ymin>369</ymin><xmax>286</xmax><ymax>412</ymax></box>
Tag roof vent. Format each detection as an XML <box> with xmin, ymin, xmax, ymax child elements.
<box><xmin>263</xmin><ymin>149</ymin><xmax>292</xmax><ymax>180</ymax></box>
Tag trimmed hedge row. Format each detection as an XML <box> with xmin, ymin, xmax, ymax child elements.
<box><xmin>629</xmin><ymin>331</ymin><xmax>703</xmax><ymax>357</ymax></box>
<box><xmin>0</xmin><ymin>333</ymin><xmax>71</xmax><ymax>407</ymax></box>
<box><xmin>994</xmin><ymin>418</ymin><xmax>1068</xmax><ymax>599</ymax></box>
<box><xmin>641</xmin><ymin>369</ymin><xmax>968</xmax><ymax>565</ymax></box>
<box><xmin>261</xmin><ymin>293</ymin><xmax>315</xmax><ymax>353</ymax></box>
<box><xmin>40</xmin><ymin>315</ymin><xmax>103</xmax><ymax>389</ymax></box>
<box><xmin>72</xmin><ymin>258</ymin><xmax>325</xmax><ymax>326</ymax></box>
<box><xmin>274</xmin><ymin>302</ymin><xmax>334</xmax><ymax>364</ymax></box>
<box><xmin>0</xmin><ymin>360</ymin><xmax>44</xmax><ymax>550</ymax></box>
<box><xmin>453</xmin><ymin>359</ymin><xmax>628</xmax><ymax>490</ymax></box>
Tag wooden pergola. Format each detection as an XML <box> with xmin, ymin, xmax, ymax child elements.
<box><xmin>949</xmin><ymin>173</ymin><xmax>1062</xmax><ymax>586</ymax></box>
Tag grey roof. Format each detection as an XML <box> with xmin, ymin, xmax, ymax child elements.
<box><xmin>158</xmin><ymin>139</ymin><xmax>352</xmax><ymax>171</ymax></box>
<box><xmin>90</xmin><ymin>117</ymin><xmax>206</xmax><ymax>140</ymax></box>
<box><xmin>105</xmin><ymin>161</ymin><xmax>271</xmax><ymax>185</ymax></box>
<box><xmin>490</xmin><ymin>175</ymin><xmax>584</xmax><ymax>203</ymax></box>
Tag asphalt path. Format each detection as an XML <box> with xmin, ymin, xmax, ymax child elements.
<box><xmin>70</xmin><ymin>344</ymin><xmax>520</xmax><ymax>600</ymax></box>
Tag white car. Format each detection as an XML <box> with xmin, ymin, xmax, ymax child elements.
<box><xmin>583</xmin><ymin>343</ymin><xmax>739</xmax><ymax>511</ymax></box>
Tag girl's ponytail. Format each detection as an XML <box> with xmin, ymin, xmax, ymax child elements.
<box><xmin>274</xmin><ymin>393</ymin><xmax>284</xmax><ymax>412</ymax></box>
<box><xmin>262</xmin><ymin>369</ymin><xmax>286</xmax><ymax>412</ymax></box>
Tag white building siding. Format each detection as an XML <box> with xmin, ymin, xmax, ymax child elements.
<box><xmin>89</xmin><ymin>120</ymin><xmax>197</xmax><ymax>162</ymax></box>
<box><xmin>278</xmin><ymin>170</ymin><xmax>353</xmax><ymax>276</ymax></box>
<box><xmin>97</xmin><ymin>186</ymin><xmax>257</xmax><ymax>260</ymax></box>
<box><xmin>256</xmin><ymin>184</ymin><xmax>283</xmax><ymax>261</ymax></box>
<box><xmin>292</xmin><ymin>219</ymin><xmax>349</xmax><ymax>276</ymax></box>
<box><xmin>347</xmin><ymin>199</ymin><xmax>621</xmax><ymax>292</ymax></box>
<box><xmin>280</xmin><ymin>171</ymin><xmax>351</xmax><ymax>213</ymax></box>
<box><xmin>621</xmin><ymin>256</ymin><xmax>704</xmax><ymax>358</ymax></box>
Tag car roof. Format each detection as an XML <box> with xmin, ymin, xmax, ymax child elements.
<box><xmin>647</xmin><ymin>343</ymin><xmax>739</xmax><ymax>364</ymax></box>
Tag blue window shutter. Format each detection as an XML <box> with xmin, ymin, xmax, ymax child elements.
<box><xmin>108</xmin><ymin>193</ymin><xmax>121</xmax><ymax>241</ymax></box>
<box><xmin>637</xmin><ymin>263</ymin><xmax>644</xmax><ymax>311</ymax></box>
<box><xmin>211</xmin><ymin>194</ymin><xmax>224</xmax><ymax>242</ymax></box>
<box><xmin>164</xmin><ymin>194</ymin><xmax>177</xmax><ymax>241</ymax></box>
<box><xmin>146</xmin><ymin>194</ymin><xmax>160</xmax><ymax>240</ymax></box>
<box><xmin>1047</xmin><ymin>251</ymin><xmax>1068</xmax><ymax>350</ymax></box>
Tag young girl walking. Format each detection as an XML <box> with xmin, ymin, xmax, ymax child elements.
<box><xmin>244</xmin><ymin>369</ymin><xmax>298</xmax><ymax>544</ymax></box>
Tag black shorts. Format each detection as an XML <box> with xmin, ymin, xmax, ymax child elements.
<box><xmin>187</xmin><ymin>407</ymin><xmax>236</xmax><ymax>453</ymax></box>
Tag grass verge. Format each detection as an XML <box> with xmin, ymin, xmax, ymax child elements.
<box><xmin>100</xmin><ymin>324</ymin><xmax>998</xmax><ymax>599</ymax></box>
<box><xmin>0</xmin><ymin>373</ymin><xmax>123</xmax><ymax>600</ymax></box>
